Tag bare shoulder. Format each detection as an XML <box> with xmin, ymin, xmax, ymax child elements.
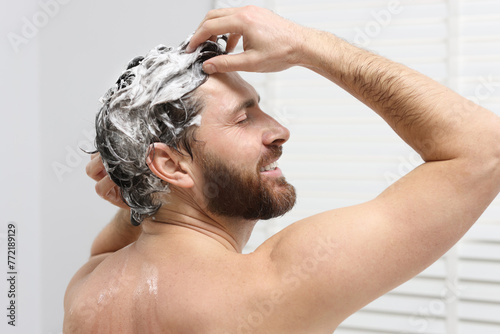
<box><xmin>64</xmin><ymin>252</ymin><xmax>113</xmax><ymax>306</ymax></box>
<box><xmin>63</xmin><ymin>251</ymin><xmax>115</xmax><ymax>333</ymax></box>
<box><xmin>63</xmin><ymin>245</ymin><xmax>150</xmax><ymax>333</ymax></box>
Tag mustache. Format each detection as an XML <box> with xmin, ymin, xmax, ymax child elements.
<box><xmin>258</xmin><ymin>146</ymin><xmax>283</xmax><ymax>168</ymax></box>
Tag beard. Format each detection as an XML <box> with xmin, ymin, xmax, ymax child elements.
<box><xmin>197</xmin><ymin>146</ymin><xmax>296</xmax><ymax>220</ymax></box>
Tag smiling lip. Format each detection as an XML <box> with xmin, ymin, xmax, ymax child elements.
<box><xmin>259</xmin><ymin>159</ymin><xmax>282</xmax><ymax>177</ymax></box>
<box><xmin>259</xmin><ymin>147</ymin><xmax>283</xmax><ymax>176</ymax></box>
<box><xmin>260</xmin><ymin>166</ymin><xmax>283</xmax><ymax>177</ymax></box>
<box><xmin>260</xmin><ymin>160</ymin><xmax>278</xmax><ymax>172</ymax></box>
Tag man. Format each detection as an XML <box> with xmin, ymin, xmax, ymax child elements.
<box><xmin>64</xmin><ymin>6</ymin><xmax>500</xmax><ymax>334</ymax></box>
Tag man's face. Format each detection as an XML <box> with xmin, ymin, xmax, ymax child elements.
<box><xmin>192</xmin><ymin>73</ymin><xmax>296</xmax><ymax>220</ymax></box>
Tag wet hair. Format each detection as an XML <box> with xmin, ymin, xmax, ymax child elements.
<box><xmin>94</xmin><ymin>36</ymin><xmax>226</xmax><ymax>225</ymax></box>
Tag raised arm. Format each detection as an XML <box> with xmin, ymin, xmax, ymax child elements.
<box><xmin>190</xmin><ymin>6</ymin><xmax>500</xmax><ymax>330</ymax></box>
<box><xmin>85</xmin><ymin>153</ymin><xmax>141</xmax><ymax>257</ymax></box>
<box><xmin>268</xmin><ymin>30</ymin><xmax>500</xmax><ymax>324</ymax></box>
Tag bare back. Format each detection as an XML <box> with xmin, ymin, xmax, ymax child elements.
<box><xmin>64</xmin><ymin>230</ymin><xmax>325</xmax><ymax>334</ymax></box>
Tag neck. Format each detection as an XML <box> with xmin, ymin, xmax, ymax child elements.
<box><xmin>140</xmin><ymin>188</ymin><xmax>257</xmax><ymax>253</ymax></box>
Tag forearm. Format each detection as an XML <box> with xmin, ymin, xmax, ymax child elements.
<box><xmin>298</xmin><ymin>29</ymin><xmax>500</xmax><ymax>162</ymax></box>
<box><xmin>90</xmin><ymin>209</ymin><xmax>141</xmax><ymax>256</ymax></box>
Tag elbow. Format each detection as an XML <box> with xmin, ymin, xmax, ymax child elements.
<box><xmin>483</xmin><ymin>115</ymin><xmax>500</xmax><ymax>176</ymax></box>
<box><xmin>470</xmin><ymin>114</ymin><xmax>500</xmax><ymax>194</ymax></box>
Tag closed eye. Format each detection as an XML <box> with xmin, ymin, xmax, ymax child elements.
<box><xmin>235</xmin><ymin>113</ymin><xmax>248</xmax><ymax>124</ymax></box>
<box><xmin>231</xmin><ymin>95</ymin><xmax>260</xmax><ymax>124</ymax></box>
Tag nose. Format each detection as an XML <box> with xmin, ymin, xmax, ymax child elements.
<box><xmin>261</xmin><ymin>112</ymin><xmax>290</xmax><ymax>146</ymax></box>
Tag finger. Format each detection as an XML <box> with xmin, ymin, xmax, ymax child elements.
<box><xmin>226</xmin><ymin>33</ymin><xmax>241</xmax><ymax>53</ymax></box>
<box><xmin>203</xmin><ymin>52</ymin><xmax>256</xmax><ymax>74</ymax></box>
<box><xmin>108</xmin><ymin>187</ymin><xmax>120</xmax><ymax>202</ymax></box>
<box><xmin>187</xmin><ymin>15</ymin><xmax>243</xmax><ymax>53</ymax></box>
<box><xmin>86</xmin><ymin>155</ymin><xmax>107</xmax><ymax>181</ymax></box>
<box><xmin>95</xmin><ymin>175</ymin><xmax>117</xmax><ymax>198</ymax></box>
<box><xmin>107</xmin><ymin>187</ymin><xmax>129</xmax><ymax>209</ymax></box>
<box><xmin>195</xmin><ymin>7</ymin><xmax>238</xmax><ymax>31</ymax></box>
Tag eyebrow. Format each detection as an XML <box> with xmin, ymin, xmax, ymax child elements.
<box><xmin>232</xmin><ymin>95</ymin><xmax>261</xmax><ymax>115</ymax></box>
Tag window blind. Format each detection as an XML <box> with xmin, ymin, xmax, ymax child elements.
<box><xmin>214</xmin><ymin>0</ymin><xmax>500</xmax><ymax>333</ymax></box>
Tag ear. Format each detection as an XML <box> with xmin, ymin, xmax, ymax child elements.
<box><xmin>146</xmin><ymin>143</ymin><xmax>194</xmax><ymax>188</ymax></box>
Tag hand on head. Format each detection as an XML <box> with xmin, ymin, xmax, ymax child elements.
<box><xmin>187</xmin><ymin>6</ymin><xmax>305</xmax><ymax>74</ymax></box>
<box><xmin>86</xmin><ymin>153</ymin><xmax>129</xmax><ymax>209</ymax></box>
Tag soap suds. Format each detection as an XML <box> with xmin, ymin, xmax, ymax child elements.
<box><xmin>95</xmin><ymin>35</ymin><xmax>226</xmax><ymax>225</ymax></box>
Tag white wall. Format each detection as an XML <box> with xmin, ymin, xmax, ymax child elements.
<box><xmin>1</xmin><ymin>0</ymin><xmax>211</xmax><ymax>333</ymax></box>
<box><xmin>1</xmin><ymin>1</ymin><xmax>42</xmax><ymax>333</ymax></box>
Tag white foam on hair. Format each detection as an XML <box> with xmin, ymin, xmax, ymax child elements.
<box><xmin>95</xmin><ymin>35</ymin><xmax>226</xmax><ymax>224</ymax></box>
<box><xmin>108</xmin><ymin>43</ymin><xmax>207</xmax><ymax>110</ymax></box>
